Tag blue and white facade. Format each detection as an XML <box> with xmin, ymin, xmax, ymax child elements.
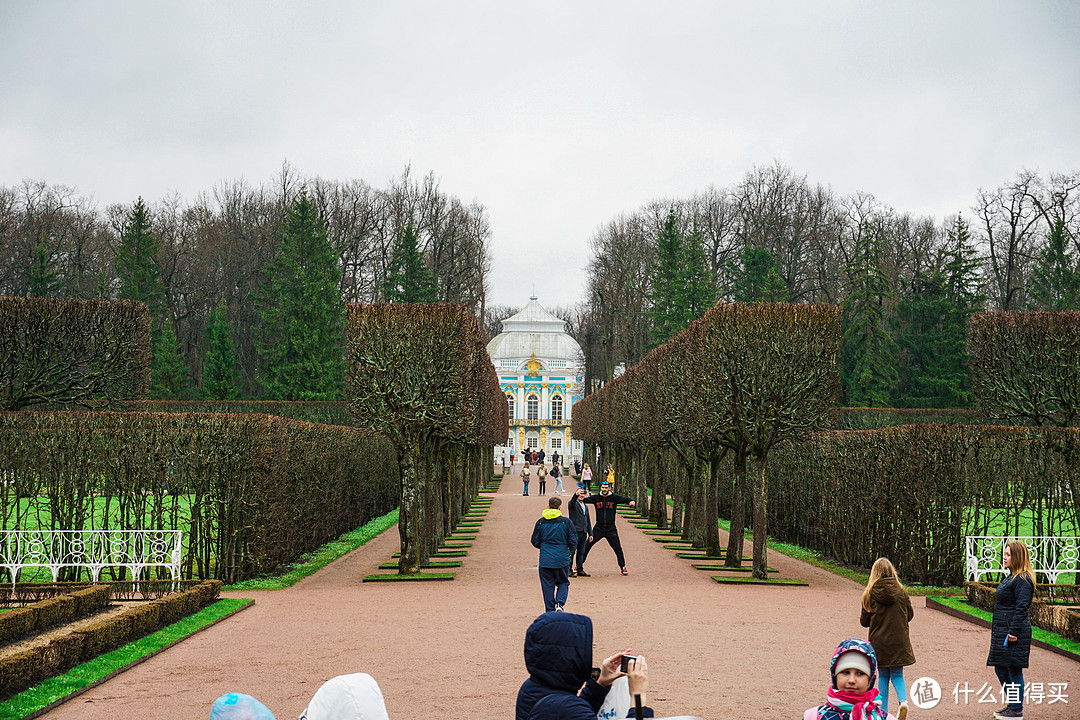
<box><xmin>487</xmin><ymin>296</ymin><xmax>584</xmax><ymax>463</ymax></box>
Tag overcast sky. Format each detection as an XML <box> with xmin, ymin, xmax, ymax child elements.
<box><xmin>2</xmin><ymin>2</ymin><xmax>1078</xmax><ymax>308</ymax></box>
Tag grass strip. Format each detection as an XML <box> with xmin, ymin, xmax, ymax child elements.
<box><xmin>0</xmin><ymin>598</ymin><xmax>253</xmax><ymax>720</ymax></box>
<box><xmin>392</xmin><ymin>550</ymin><xmax>467</xmax><ymax>557</ymax></box>
<box><xmin>378</xmin><ymin>561</ymin><xmax>462</xmax><ymax>569</ymax></box>
<box><xmin>927</xmin><ymin>596</ymin><xmax>1080</xmax><ymax>659</ymax></box>
<box><xmin>362</xmin><ymin>573</ymin><xmax>454</xmax><ymax>582</ymax></box>
<box><xmin>223</xmin><ymin>509</ymin><xmax>399</xmax><ymax>591</ymax></box>
<box><xmin>712</xmin><ymin>576</ymin><xmax>807</xmax><ymax>586</ymax></box>
<box><xmin>693</xmin><ymin>564</ymin><xmax>778</xmax><ymax>573</ymax></box>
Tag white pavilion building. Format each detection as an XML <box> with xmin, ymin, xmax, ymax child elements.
<box><xmin>487</xmin><ymin>296</ymin><xmax>584</xmax><ymax>464</ymax></box>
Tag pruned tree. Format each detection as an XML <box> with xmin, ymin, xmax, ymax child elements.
<box><xmin>969</xmin><ymin>310</ymin><xmax>1080</xmax><ymax>427</ymax></box>
<box><xmin>0</xmin><ymin>297</ymin><xmax>151</xmax><ymax>410</ymax></box>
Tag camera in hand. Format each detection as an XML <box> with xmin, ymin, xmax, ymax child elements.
<box><xmin>619</xmin><ymin>655</ymin><xmax>637</xmax><ymax>673</ymax></box>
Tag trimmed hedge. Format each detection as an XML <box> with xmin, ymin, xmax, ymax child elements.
<box><xmin>146</xmin><ymin>400</ymin><xmax>355</xmax><ymax>426</ymax></box>
<box><xmin>0</xmin><ymin>580</ymin><xmax>221</xmax><ymax>700</ymax></box>
<box><xmin>763</xmin><ymin>424</ymin><xmax>1080</xmax><ymax>586</ymax></box>
<box><xmin>0</xmin><ymin>412</ymin><xmax>397</xmax><ymax>583</ymax></box>
<box><xmin>836</xmin><ymin>407</ymin><xmax>990</xmax><ymax>430</ymax></box>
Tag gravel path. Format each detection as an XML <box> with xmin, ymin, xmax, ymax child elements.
<box><xmin>41</xmin><ymin>469</ymin><xmax>1078</xmax><ymax>719</ymax></box>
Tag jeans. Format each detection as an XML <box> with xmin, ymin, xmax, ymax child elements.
<box><xmin>522</xmin><ymin>480</ymin><xmax>529</xmax><ymax>495</ymax></box>
<box><xmin>538</xmin><ymin>565</ymin><xmax>570</xmax><ymax>612</ymax></box>
<box><xmin>554</xmin><ymin>477</ymin><xmax>564</xmax><ymax>492</ymax></box>
<box><xmin>574</xmin><ymin>530</ymin><xmax>589</xmax><ymax>570</ymax></box>
<box><xmin>994</xmin><ymin>665</ymin><xmax>1024</xmax><ymax>711</ymax></box>
<box><xmin>877</xmin><ymin>667</ymin><xmax>907</xmax><ymax>714</ymax></box>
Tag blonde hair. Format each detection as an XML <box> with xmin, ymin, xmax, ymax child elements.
<box><xmin>861</xmin><ymin>557</ymin><xmax>903</xmax><ymax>613</ymax></box>
<box><xmin>1007</xmin><ymin>540</ymin><xmax>1037</xmax><ymax>588</ymax></box>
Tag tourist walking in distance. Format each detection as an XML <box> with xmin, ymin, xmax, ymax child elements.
<box><xmin>582</xmin><ymin>479</ymin><xmax>635</xmax><ymax>575</ymax></box>
<box><xmin>860</xmin><ymin>558</ymin><xmax>914</xmax><ymax>718</ymax></box>
<box><xmin>551</xmin><ymin>462</ymin><xmax>564</xmax><ymax>494</ymax></box>
<box><xmin>537</xmin><ymin>463</ymin><xmax>548</xmax><ymax>495</ymax></box>
<box><xmin>521</xmin><ymin>462</ymin><xmax>531</xmax><ymax>496</ymax></box>
<box><xmin>530</xmin><ymin>496</ymin><xmax>577</xmax><ymax>612</ymax></box>
<box><xmin>580</xmin><ymin>463</ymin><xmax>593</xmax><ymax>492</ymax></box>
<box><xmin>567</xmin><ymin>487</ymin><xmax>592</xmax><ymax>577</ymax></box>
<box><xmin>987</xmin><ymin>540</ymin><xmax>1036</xmax><ymax>720</ymax></box>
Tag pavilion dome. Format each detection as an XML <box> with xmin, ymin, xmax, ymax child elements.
<box><xmin>486</xmin><ymin>296</ymin><xmax>582</xmax><ymax>365</ymax></box>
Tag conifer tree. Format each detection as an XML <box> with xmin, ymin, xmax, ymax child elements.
<box><xmin>649</xmin><ymin>212</ymin><xmax>717</xmax><ymax>347</ymax></box>
<box><xmin>1028</xmin><ymin>217</ymin><xmax>1080</xmax><ymax>310</ymax></box>
<box><xmin>25</xmin><ymin>238</ymin><xmax>63</xmax><ymax>297</ymax></box>
<box><xmin>724</xmin><ymin>247</ymin><xmax>788</xmax><ymax>303</ymax></box>
<box><xmin>382</xmin><ymin>220</ymin><xmax>437</xmax><ymax>303</ymax></box>
<box><xmin>256</xmin><ymin>190</ymin><xmax>344</xmax><ymax>400</ymax></box>
<box><xmin>893</xmin><ymin>215</ymin><xmax>984</xmax><ymax>407</ymax></box>
<box><xmin>202</xmin><ymin>298</ymin><xmax>238</xmax><ymax>400</ymax></box>
<box><xmin>152</xmin><ymin>314</ymin><xmax>188</xmax><ymax>400</ymax></box>
<box><xmin>841</xmin><ymin>222</ymin><xmax>897</xmax><ymax>406</ymax></box>
<box><xmin>116</xmin><ymin>198</ymin><xmax>183</xmax><ymax>398</ymax></box>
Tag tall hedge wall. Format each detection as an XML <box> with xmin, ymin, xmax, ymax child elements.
<box><xmin>762</xmin><ymin>424</ymin><xmax>1080</xmax><ymax>586</ymax></box>
<box><xmin>0</xmin><ymin>411</ymin><xmax>397</xmax><ymax>583</ymax></box>
<box><xmin>146</xmin><ymin>400</ymin><xmax>355</xmax><ymax>426</ymax></box>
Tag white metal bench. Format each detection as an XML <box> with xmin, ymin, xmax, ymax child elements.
<box><xmin>965</xmin><ymin>535</ymin><xmax>1080</xmax><ymax>584</ymax></box>
<box><xmin>0</xmin><ymin>529</ymin><xmax>182</xmax><ymax>585</ymax></box>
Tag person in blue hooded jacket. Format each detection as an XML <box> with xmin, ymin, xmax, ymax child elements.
<box><xmin>531</xmin><ymin>496</ymin><xmax>577</xmax><ymax>612</ymax></box>
<box><xmin>515</xmin><ymin>611</ymin><xmax>652</xmax><ymax>720</ymax></box>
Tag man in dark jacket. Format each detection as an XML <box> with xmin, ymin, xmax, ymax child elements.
<box><xmin>582</xmin><ymin>480</ymin><xmax>635</xmax><ymax>575</ymax></box>
<box><xmin>515</xmin><ymin>612</ymin><xmax>652</xmax><ymax>720</ymax></box>
<box><xmin>567</xmin><ymin>487</ymin><xmax>592</xmax><ymax>577</ymax></box>
<box><xmin>531</xmin><ymin>497</ymin><xmax>577</xmax><ymax>612</ymax></box>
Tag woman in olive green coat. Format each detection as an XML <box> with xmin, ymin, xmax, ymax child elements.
<box><xmin>860</xmin><ymin>557</ymin><xmax>914</xmax><ymax>716</ymax></box>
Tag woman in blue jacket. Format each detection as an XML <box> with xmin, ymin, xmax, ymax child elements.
<box><xmin>986</xmin><ymin>540</ymin><xmax>1036</xmax><ymax>720</ymax></box>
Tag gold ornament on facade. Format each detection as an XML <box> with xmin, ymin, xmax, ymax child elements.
<box><xmin>526</xmin><ymin>353</ymin><xmax>543</xmax><ymax>376</ymax></box>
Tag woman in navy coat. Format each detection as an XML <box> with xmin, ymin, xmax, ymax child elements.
<box><xmin>986</xmin><ymin>540</ymin><xmax>1036</xmax><ymax>719</ymax></box>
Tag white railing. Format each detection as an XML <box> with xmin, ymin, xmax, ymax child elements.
<box><xmin>965</xmin><ymin>535</ymin><xmax>1080</xmax><ymax>584</ymax></box>
<box><xmin>0</xmin><ymin>530</ymin><xmax>183</xmax><ymax>585</ymax></box>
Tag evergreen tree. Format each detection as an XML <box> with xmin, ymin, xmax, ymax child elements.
<box><xmin>116</xmin><ymin>198</ymin><xmax>182</xmax><ymax>398</ymax></box>
<box><xmin>723</xmin><ymin>247</ymin><xmax>788</xmax><ymax>303</ymax></box>
<box><xmin>202</xmin><ymin>298</ymin><xmax>239</xmax><ymax>400</ymax></box>
<box><xmin>1028</xmin><ymin>217</ymin><xmax>1080</xmax><ymax>310</ymax></box>
<box><xmin>25</xmin><ymin>238</ymin><xmax>63</xmax><ymax>297</ymax></box>
<box><xmin>893</xmin><ymin>215</ymin><xmax>984</xmax><ymax>407</ymax></box>
<box><xmin>841</xmin><ymin>222</ymin><xmax>897</xmax><ymax>406</ymax></box>
<box><xmin>648</xmin><ymin>211</ymin><xmax>717</xmax><ymax>346</ymax></box>
<box><xmin>382</xmin><ymin>220</ymin><xmax>437</xmax><ymax>303</ymax></box>
<box><xmin>256</xmin><ymin>190</ymin><xmax>344</xmax><ymax>400</ymax></box>
<box><xmin>152</xmin><ymin>314</ymin><xmax>188</xmax><ymax>400</ymax></box>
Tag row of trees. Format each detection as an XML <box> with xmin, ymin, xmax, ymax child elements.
<box><xmin>574</xmin><ymin>163</ymin><xmax>1080</xmax><ymax>407</ymax></box>
<box><xmin>573</xmin><ymin>302</ymin><xmax>842</xmax><ymax>579</ymax></box>
<box><xmin>0</xmin><ymin>166</ymin><xmax>492</xmax><ymax>400</ymax></box>
<box><xmin>346</xmin><ymin>303</ymin><xmax>508</xmax><ymax>574</ymax></box>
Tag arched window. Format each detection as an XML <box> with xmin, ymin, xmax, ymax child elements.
<box><xmin>550</xmin><ymin>395</ymin><xmax>563</xmax><ymax>421</ymax></box>
<box><xmin>506</xmin><ymin>393</ymin><xmax>515</xmax><ymax>419</ymax></box>
<box><xmin>527</xmin><ymin>394</ymin><xmax>539</xmax><ymax>420</ymax></box>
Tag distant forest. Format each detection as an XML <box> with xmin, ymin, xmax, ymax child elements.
<box><xmin>2</xmin><ymin>161</ymin><xmax>1076</xmax><ymax>408</ymax></box>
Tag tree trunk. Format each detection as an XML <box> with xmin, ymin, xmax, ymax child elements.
<box><xmin>397</xmin><ymin>432</ymin><xmax>423</xmax><ymax>575</ymax></box>
<box><xmin>687</xmin><ymin>455</ymin><xmax>709</xmax><ymax>548</ymax></box>
<box><xmin>725</xmin><ymin>446</ymin><xmax>747</xmax><ymax>568</ymax></box>
<box><xmin>704</xmin><ymin>455</ymin><xmax>723</xmax><ymax>557</ymax></box>
<box><xmin>749</xmin><ymin>450</ymin><xmax>770</xmax><ymax>580</ymax></box>
<box><xmin>669</xmin><ymin>450</ymin><xmax>683</xmax><ymax>533</ymax></box>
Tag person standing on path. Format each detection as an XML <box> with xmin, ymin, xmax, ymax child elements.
<box><xmin>987</xmin><ymin>540</ymin><xmax>1036</xmax><ymax>720</ymax></box>
<box><xmin>521</xmin><ymin>462</ymin><xmax>531</xmax><ymax>496</ymax></box>
<box><xmin>567</xmin><ymin>487</ymin><xmax>592</xmax><ymax>577</ymax></box>
<box><xmin>537</xmin><ymin>463</ymin><xmax>548</xmax><ymax>495</ymax></box>
<box><xmin>581</xmin><ymin>479</ymin><xmax>635</xmax><ymax>575</ymax></box>
<box><xmin>860</xmin><ymin>558</ymin><xmax>914</xmax><ymax>717</ymax></box>
<box><xmin>531</xmin><ymin>496</ymin><xmax>577</xmax><ymax>612</ymax></box>
<box><xmin>538</xmin><ymin>448</ymin><xmax>546</xmax><ymax>465</ymax></box>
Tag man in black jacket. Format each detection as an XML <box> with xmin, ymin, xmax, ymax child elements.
<box><xmin>567</xmin><ymin>487</ymin><xmax>592</xmax><ymax>577</ymax></box>
<box><xmin>582</xmin><ymin>480</ymin><xmax>635</xmax><ymax>575</ymax></box>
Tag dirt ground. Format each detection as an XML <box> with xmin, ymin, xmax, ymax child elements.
<box><xmin>39</xmin><ymin>469</ymin><xmax>1079</xmax><ymax>719</ymax></box>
